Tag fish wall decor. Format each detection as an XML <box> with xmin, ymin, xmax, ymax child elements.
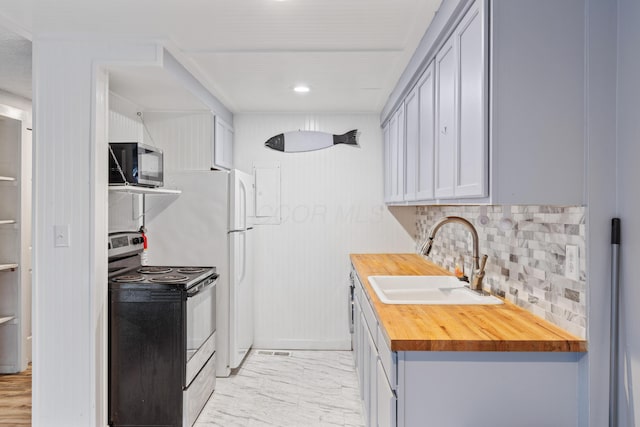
<box><xmin>265</xmin><ymin>129</ymin><xmax>358</xmax><ymax>152</ymax></box>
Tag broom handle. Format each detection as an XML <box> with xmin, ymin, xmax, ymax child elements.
<box><xmin>610</xmin><ymin>218</ymin><xmax>621</xmax><ymax>427</ymax></box>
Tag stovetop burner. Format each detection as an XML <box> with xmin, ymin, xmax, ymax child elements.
<box><xmin>112</xmin><ymin>274</ymin><xmax>145</xmax><ymax>283</ymax></box>
<box><xmin>176</xmin><ymin>267</ymin><xmax>206</xmax><ymax>274</ymax></box>
<box><xmin>138</xmin><ymin>266</ymin><xmax>173</xmax><ymax>274</ymax></box>
<box><xmin>149</xmin><ymin>274</ymin><xmax>190</xmax><ymax>283</ymax></box>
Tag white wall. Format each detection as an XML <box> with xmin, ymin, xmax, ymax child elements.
<box><xmin>108</xmin><ymin>93</ymin><xmax>145</xmax><ymax>233</ymax></box>
<box><xmin>584</xmin><ymin>0</ymin><xmax>618</xmax><ymax>424</ymax></box>
<box><xmin>32</xmin><ymin>38</ymin><xmax>162</xmax><ymax>427</ymax></box>
<box><xmin>617</xmin><ymin>0</ymin><xmax>640</xmax><ymax>424</ymax></box>
<box><xmin>234</xmin><ymin>113</ymin><xmax>415</xmax><ymax>349</ymax></box>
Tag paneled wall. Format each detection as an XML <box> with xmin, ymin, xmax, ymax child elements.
<box><xmin>142</xmin><ymin>112</ymin><xmax>213</xmax><ymax>172</ymax></box>
<box><xmin>32</xmin><ymin>39</ymin><xmax>162</xmax><ymax>426</ymax></box>
<box><xmin>107</xmin><ymin>93</ymin><xmax>144</xmax><ymax>233</ymax></box>
<box><xmin>234</xmin><ymin>113</ymin><xmax>415</xmax><ymax>349</ymax></box>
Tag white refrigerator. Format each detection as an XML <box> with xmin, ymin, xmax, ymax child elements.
<box><xmin>145</xmin><ymin>169</ymin><xmax>255</xmax><ymax>376</ymax></box>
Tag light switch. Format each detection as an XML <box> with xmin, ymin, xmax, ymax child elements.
<box><xmin>54</xmin><ymin>225</ymin><xmax>70</xmax><ymax>247</ymax></box>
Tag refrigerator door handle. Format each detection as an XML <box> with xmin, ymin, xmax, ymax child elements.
<box><xmin>238</xmin><ymin>179</ymin><xmax>247</xmax><ymax>231</ymax></box>
<box><xmin>238</xmin><ymin>232</ymin><xmax>246</xmax><ymax>283</ymax></box>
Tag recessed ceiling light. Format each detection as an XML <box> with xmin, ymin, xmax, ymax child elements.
<box><xmin>294</xmin><ymin>85</ymin><xmax>310</xmax><ymax>93</ymax></box>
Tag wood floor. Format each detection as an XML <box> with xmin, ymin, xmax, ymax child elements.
<box><xmin>0</xmin><ymin>365</ymin><xmax>31</xmax><ymax>426</ymax></box>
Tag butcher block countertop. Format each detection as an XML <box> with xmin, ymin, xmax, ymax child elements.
<box><xmin>350</xmin><ymin>253</ymin><xmax>587</xmax><ymax>353</ymax></box>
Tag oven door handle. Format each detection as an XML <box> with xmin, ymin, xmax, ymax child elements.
<box><xmin>187</xmin><ymin>277</ymin><xmax>217</xmax><ymax>298</ymax></box>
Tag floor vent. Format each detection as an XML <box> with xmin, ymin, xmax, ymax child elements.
<box><xmin>257</xmin><ymin>350</ymin><xmax>292</xmax><ymax>357</ymax></box>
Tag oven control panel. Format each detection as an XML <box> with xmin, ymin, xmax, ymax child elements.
<box><xmin>108</xmin><ymin>231</ymin><xmax>144</xmax><ymax>259</ymax></box>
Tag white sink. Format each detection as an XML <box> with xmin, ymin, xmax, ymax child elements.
<box><xmin>367</xmin><ymin>275</ymin><xmax>503</xmax><ymax>305</ymax></box>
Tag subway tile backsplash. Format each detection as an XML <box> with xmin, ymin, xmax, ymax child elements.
<box><xmin>415</xmin><ymin>205</ymin><xmax>586</xmax><ymax>338</ymax></box>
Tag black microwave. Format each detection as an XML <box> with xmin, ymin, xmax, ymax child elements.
<box><xmin>109</xmin><ymin>142</ymin><xmax>164</xmax><ymax>187</ymax></box>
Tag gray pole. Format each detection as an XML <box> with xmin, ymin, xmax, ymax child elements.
<box><xmin>610</xmin><ymin>218</ymin><xmax>621</xmax><ymax>427</ymax></box>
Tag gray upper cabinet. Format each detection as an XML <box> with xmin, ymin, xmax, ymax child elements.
<box><xmin>489</xmin><ymin>0</ymin><xmax>584</xmax><ymax>205</ymax></box>
<box><xmin>399</xmin><ymin>60</ymin><xmax>437</xmax><ymax>203</ymax></box>
<box><xmin>403</xmin><ymin>85</ymin><xmax>420</xmax><ymax>201</ymax></box>
<box><xmin>385</xmin><ymin>104</ymin><xmax>405</xmax><ymax>203</ymax></box>
<box><xmin>454</xmin><ymin>0</ymin><xmax>487</xmax><ymax>198</ymax></box>
<box><xmin>382</xmin><ymin>0</ymin><xmax>586</xmax><ymax>206</ymax></box>
<box><xmin>383</xmin><ymin>122</ymin><xmax>391</xmax><ymax>202</ymax></box>
<box><xmin>434</xmin><ymin>35</ymin><xmax>457</xmax><ymax>199</ymax></box>
<box><xmin>416</xmin><ymin>62</ymin><xmax>435</xmax><ymax>201</ymax></box>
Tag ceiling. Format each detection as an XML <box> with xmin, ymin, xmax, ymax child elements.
<box><xmin>0</xmin><ymin>0</ymin><xmax>442</xmax><ymax>113</ymax></box>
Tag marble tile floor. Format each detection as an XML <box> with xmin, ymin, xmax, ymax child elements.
<box><xmin>195</xmin><ymin>350</ymin><xmax>365</xmax><ymax>427</ymax></box>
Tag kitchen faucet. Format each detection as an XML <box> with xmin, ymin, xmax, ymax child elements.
<box><xmin>420</xmin><ymin>216</ymin><xmax>489</xmax><ymax>293</ymax></box>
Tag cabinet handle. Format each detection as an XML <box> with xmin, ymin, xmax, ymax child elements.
<box><xmin>441</xmin><ymin>126</ymin><xmax>447</xmax><ymax>135</ymax></box>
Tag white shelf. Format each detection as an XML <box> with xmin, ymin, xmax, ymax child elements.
<box><xmin>0</xmin><ymin>176</ymin><xmax>16</xmax><ymax>182</ymax></box>
<box><xmin>0</xmin><ymin>264</ymin><xmax>18</xmax><ymax>272</ymax></box>
<box><xmin>0</xmin><ymin>316</ymin><xmax>15</xmax><ymax>326</ymax></box>
<box><xmin>0</xmin><ymin>220</ymin><xmax>16</xmax><ymax>225</ymax></box>
<box><xmin>109</xmin><ymin>185</ymin><xmax>181</xmax><ymax>195</ymax></box>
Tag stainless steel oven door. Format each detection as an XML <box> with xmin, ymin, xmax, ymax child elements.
<box><xmin>186</xmin><ymin>275</ymin><xmax>217</xmax><ymax>386</ymax></box>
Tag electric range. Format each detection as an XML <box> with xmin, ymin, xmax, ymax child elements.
<box><xmin>108</xmin><ymin>231</ymin><xmax>218</xmax><ymax>427</ymax></box>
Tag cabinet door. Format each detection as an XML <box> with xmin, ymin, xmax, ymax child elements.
<box><xmin>455</xmin><ymin>0</ymin><xmax>487</xmax><ymax>197</ymax></box>
<box><xmin>416</xmin><ymin>62</ymin><xmax>436</xmax><ymax>200</ymax></box>
<box><xmin>404</xmin><ymin>87</ymin><xmax>419</xmax><ymax>201</ymax></box>
<box><xmin>434</xmin><ymin>36</ymin><xmax>456</xmax><ymax>198</ymax></box>
<box><xmin>382</xmin><ymin>122</ymin><xmax>391</xmax><ymax>202</ymax></box>
<box><xmin>353</xmin><ymin>296</ymin><xmax>362</xmax><ymax>380</ymax></box>
<box><xmin>213</xmin><ymin>117</ymin><xmax>233</xmax><ymax>170</ymax></box>
<box><xmin>394</xmin><ymin>106</ymin><xmax>405</xmax><ymax>202</ymax></box>
<box><xmin>387</xmin><ymin>105</ymin><xmax>405</xmax><ymax>203</ymax></box>
<box><xmin>361</xmin><ymin>311</ymin><xmax>370</xmax><ymax>417</ymax></box>
<box><xmin>388</xmin><ymin>112</ymin><xmax>399</xmax><ymax>203</ymax></box>
<box><xmin>377</xmin><ymin>359</ymin><xmax>397</xmax><ymax>427</ymax></box>
<box><xmin>366</xmin><ymin>324</ymin><xmax>378</xmax><ymax>427</ymax></box>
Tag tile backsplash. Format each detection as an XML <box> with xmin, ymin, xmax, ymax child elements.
<box><xmin>416</xmin><ymin>205</ymin><xmax>586</xmax><ymax>338</ymax></box>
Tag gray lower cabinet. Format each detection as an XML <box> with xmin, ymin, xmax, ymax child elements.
<box><xmin>376</xmin><ymin>359</ymin><xmax>396</xmax><ymax>427</ymax></box>
<box><xmin>353</xmin><ymin>271</ymin><xmax>396</xmax><ymax>427</ymax></box>
<box><xmin>351</xmin><ymin>266</ymin><xmax>584</xmax><ymax>426</ymax></box>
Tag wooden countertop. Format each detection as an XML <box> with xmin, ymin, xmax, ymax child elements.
<box><xmin>350</xmin><ymin>253</ymin><xmax>587</xmax><ymax>352</ymax></box>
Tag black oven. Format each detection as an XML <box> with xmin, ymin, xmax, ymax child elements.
<box><xmin>108</xmin><ymin>232</ymin><xmax>217</xmax><ymax>427</ymax></box>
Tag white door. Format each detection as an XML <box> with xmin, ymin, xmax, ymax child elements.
<box><xmin>230</xmin><ymin>169</ymin><xmax>255</xmax><ymax>231</ymax></box>
<box><xmin>229</xmin><ymin>229</ymin><xmax>254</xmax><ymax>369</ymax></box>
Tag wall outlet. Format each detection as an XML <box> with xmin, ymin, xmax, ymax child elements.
<box><xmin>565</xmin><ymin>244</ymin><xmax>579</xmax><ymax>281</ymax></box>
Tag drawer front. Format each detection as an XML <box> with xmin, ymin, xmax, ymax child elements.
<box><xmin>354</xmin><ymin>274</ymin><xmax>378</xmax><ymax>349</ymax></box>
<box><xmin>377</xmin><ymin>325</ymin><xmax>397</xmax><ymax>389</ymax></box>
<box><xmin>361</xmin><ymin>294</ymin><xmax>378</xmax><ymax>349</ymax></box>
